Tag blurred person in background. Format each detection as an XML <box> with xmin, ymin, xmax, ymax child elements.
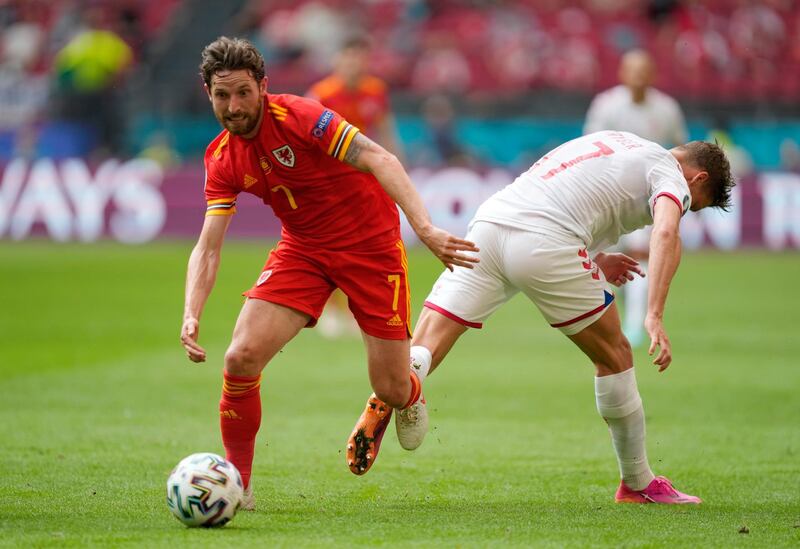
<box><xmin>0</xmin><ymin>3</ymin><xmax>48</xmax><ymax>159</ymax></box>
<box><xmin>584</xmin><ymin>49</ymin><xmax>687</xmax><ymax>346</ymax></box>
<box><xmin>307</xmin><ymin>35</ymin><xmax>404</xmax><ymax>166</ymax></box>
<box><xmin>307</xmin><ymin>35</ymin><xmax>405</xmax><ymax>338</ymax></box>
<box><xmin>52</xmin><ymin>5</ymin><xmax>132</xmax><ymax>157</ymax></box>
<box><xmin>421</xmin><ymin>94</ymin><xmax>470</xmax><ymax>167</ymax></box>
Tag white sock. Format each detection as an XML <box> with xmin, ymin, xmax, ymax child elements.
<box><xmin>409</xmin><ymin>346</ymin><xmax>432</xmax><ymax>385</ymax></box>
<box><xmin>595</xmin><ymin>368</ymin><xmax>654</xmax><ymax>491</ymax></box>
<box><xmin>623</xmin><ymin>260</ymin><xmax>648</xmax><ymax>335</ymax></box>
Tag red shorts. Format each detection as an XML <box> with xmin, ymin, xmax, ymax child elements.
<box><xmin>243</xmin><ymin>239</ymin><xmax>412</xmax><ymax>340</ymax></box>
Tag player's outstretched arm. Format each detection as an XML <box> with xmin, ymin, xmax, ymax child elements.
<box><xmin>342</xmin><ymin>132</ymin><xmax>479</xmax><ymax>270</ymax></box>
<box><xmin>181</xmin><ymin>214</ymin><xmax>232</xmax><ymax>363</ymax></box>
<box><xmin>645</xmin><ymin>198</ymin><xmax>682</xmax><ymax>371</ymax></box>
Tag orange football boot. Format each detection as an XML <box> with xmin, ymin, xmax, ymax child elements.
<box><xmin>346</xmin><ymin>394</ymin><xmax>393</xmax><ymax>475</ymax></box>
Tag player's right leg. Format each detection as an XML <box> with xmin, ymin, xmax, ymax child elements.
<box><xmin>568</xmin><ymin>303</ymin><xmax>700</xmax><ymax>504</ymax></box>
<box><xmin>220</xmin><ymin>298</ymin><xmax>310</xmax><ymax>509</ymax></box>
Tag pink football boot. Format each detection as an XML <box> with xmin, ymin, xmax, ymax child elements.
<box><xmin>615</xmin><ymin>476</ymin><xmax>702</xmax><ymax>504</ymax></box>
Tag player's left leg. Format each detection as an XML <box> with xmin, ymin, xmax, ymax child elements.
<box><xmin>221</xmin><ymin>299</ymin><xmax>311</xmax><ymax>503</ymax></box>
<box><xmin>568</xmin><ymin>303</ymin><xmax>701</xmax><ymax>504</ymax></box>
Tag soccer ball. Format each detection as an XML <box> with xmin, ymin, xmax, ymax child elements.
<box><xmin>166</xmin><ymin>453</ymin><xmax>243</xmax><ymax>527</ymax></box>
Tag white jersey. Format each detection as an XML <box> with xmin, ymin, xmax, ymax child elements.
<box><xmin>473</xmin><ymin>131</ymin><xmax>691</xmax><ymax>252</ymax></box>
<box><xmin>584</xmin><ymin>85</ymin><xmax>687</xmax><ymax>147</ymax></box>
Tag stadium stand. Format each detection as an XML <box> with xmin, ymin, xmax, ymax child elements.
<box><xmin>0</xmin><ymin>0</ymin><xmax>798</xmax><ymax>162</ymax></box>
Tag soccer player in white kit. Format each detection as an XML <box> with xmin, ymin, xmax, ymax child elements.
<box><xmin>348</xmin><ymin>131</ymin><xmax>734</xmax><ymax>504</ymax></box>
<box><xmin>584</xmin><ymin>49</ymin><xmax>688</xmax><ymax>347</ymax></box>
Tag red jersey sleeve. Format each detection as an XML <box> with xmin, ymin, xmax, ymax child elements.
<box><xmin>203</xmin><ymin>131</ymin><xmax>239</xmax><ymax>216</ymax></box>
<box><xmin>277</xmin><ymin>95</ymin><xmax>361</xmax><ymax>162</ymax></box>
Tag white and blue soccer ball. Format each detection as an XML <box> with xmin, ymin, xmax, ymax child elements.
<box><xmin>166</xmin><ymin>453</ymin><xmax>243</xmax><ymax>527</ymax></box>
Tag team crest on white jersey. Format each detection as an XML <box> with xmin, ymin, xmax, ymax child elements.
<box><xmin>272</xmin><ymin>145</ymin><xmax>295</xmax><ymax>168</ymax></box>
<box><xmin>257</xmin><ymin>270</ymin><xmax>273</xmax><ymax>286</ymax></box>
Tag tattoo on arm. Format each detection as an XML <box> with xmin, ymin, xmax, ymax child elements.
<box><xmin>343</xmin><ymin>132</ymin><xmax>375</xmax><ymax>168</ymax></box>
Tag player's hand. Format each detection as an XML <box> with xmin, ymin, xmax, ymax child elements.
<box><xmin>594</xmin><ymin>252</ymin><xmax>645</xmax><ymax>287</ymax></box>
<box><xmin>181</xmin><ymin>317</ymin><xmax>207</xmax><ymax>363</ymax></box>
<box><xmin>644</xmin><ymin>314</ymin><xmax>671</xmax><ymax>371</ymax></box>
<box><xmin>417</xmin><ymin>225</ymin><xmax>480</xmax><ymax>271</ymax></box>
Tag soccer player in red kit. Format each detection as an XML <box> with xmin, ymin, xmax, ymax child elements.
<box><xmin>179</xmin><ymin>37</ymin><xmax>478</xmax><ymax>510</ymax></box>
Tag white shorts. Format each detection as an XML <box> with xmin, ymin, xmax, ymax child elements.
<box><xmin>424</xmin><ymin>221</ymin><xmax>614</xmax><ymax>336</ymax></box>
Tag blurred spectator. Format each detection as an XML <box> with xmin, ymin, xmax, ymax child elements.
<box><xmin>52</xmin><ymin>6</ymin><xmax>133</xmax><ymax>157</ymax></box>
<box><xmin>0</xmin><ymin>3</ymin><xmax>48</xmax><ymax>158</ymax></box>
<box><xmin>421</xmin><ymin>94</ymin><xmax>469</xmax><ymax>167</ymax></box>
<box><xmin>585</xmin><ymin>49</ymin><xmax>686</xmax><ymax>147</ymax></box>
<box><xmin>307</xmin><ymin>35</ymin><xmax>404</xmax><ymax>159</ymax></box>
<box><xmin>306</xmin><ymin>34</ymin><xmax>405</xmax><ymax>339</ymax></box>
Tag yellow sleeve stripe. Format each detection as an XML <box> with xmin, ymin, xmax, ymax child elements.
<box><xmin>327</xmin><ymin>121</ymin><xmax>347</xmax><ymax>155</ymax></box>
<box><xmin>268</xmin><ymin>102</ymin><xmax>288</xmax><ymax>114</ymax></box>
<box><xmin>207</xmin><ymin>197</ymin><xmax>237</xmax><ymax>206</ymax></box>
<box><xmin>206</xmin><ymin>197</ymin><xmax>237</xmax><ymax>216</ymax></box>
<box><xmin>337</xmin><ymin>126</ymin><xmax>359</xmax><ymax>161</ymax></box>
<box><xmin>330</xmin><ymin>123</ymin><xmax>357</xmax><ymax>159</ymax></box>
<box><xmin>206</xmin><ymin>207</ymin><xmax>236</xmax><ymax>216</ymax></box>
<box><xmin>268</xmin><ymin>108</ymin><xmax>287</xmax><ymax>121</ymax></box>
<box><xmin>212</xmin><ymin>132</ymin><xmax>230</xmax><ymax>159</ymax></box>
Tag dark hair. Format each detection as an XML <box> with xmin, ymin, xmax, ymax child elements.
<box><xmin>199</xmin><ymin>36</ymin><xmax>265</xmax><ymax>88</ymax></box>
<box><xmin>678</xmin><ymin>140</ymin><xmax>735</xmax><ymax>211</ymax></box>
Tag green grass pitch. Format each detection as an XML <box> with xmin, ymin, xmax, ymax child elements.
<box><xmin>0</xmin><ymin>241</ymin><xmax>798</xmax><ymax>547</ymax></box>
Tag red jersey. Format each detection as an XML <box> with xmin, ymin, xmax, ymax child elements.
<box><xmin>306</xmin><ymin>75</ymin><xmax>390</xmax><ymax>137</ymax></box>
<box><xmin>203</xmin><ymin>94</ymin><xmax>400</xmax><ymax>249</ymax></box>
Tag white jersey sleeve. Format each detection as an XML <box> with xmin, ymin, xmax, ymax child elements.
<box><xmin>646</xmin><ymin>154</ymin><xmax>691</xmax><ymax>217</ymax></box>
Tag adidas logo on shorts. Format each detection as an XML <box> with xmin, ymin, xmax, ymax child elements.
<box><xmin>386</xmin><ymin>314</ymin><xmax>404</xmax><ymax>327</ymax></box>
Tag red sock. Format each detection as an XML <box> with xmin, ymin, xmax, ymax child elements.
<box><xmin>402</xmin><ymin>371</ymin><xmax>422</xmax><ymax>409</ymax></box>
<box><xmin>219</xmin><ymin>371</ymin><xmax>262</xmax><ymax>489</ymax></box>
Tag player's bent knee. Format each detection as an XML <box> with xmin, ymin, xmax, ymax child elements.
<box><xmin>224</xmin><ymin>345</ymin><xmax>266</xmax><ymax>377</ymax></box>
<box><xmin>372</xmin><ymin>379</ymin><xmax>408</xmax><ymax>409</ymax></box>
